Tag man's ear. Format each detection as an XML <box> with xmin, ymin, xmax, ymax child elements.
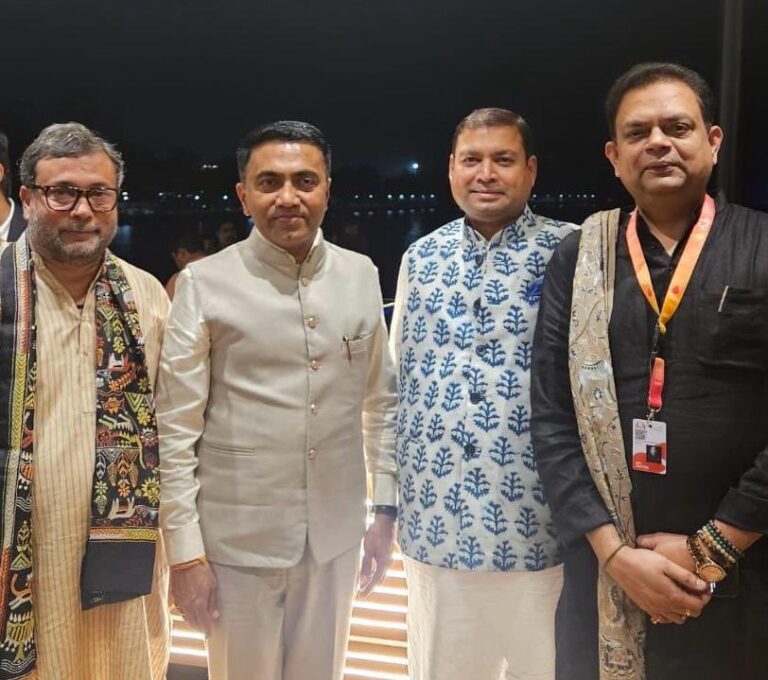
<box><xmin>526</xmin><ymin>154</ymin><xmax>538</xmax><ymax>186</ymax></box>
<box><xmin>709</xmin><ymin>125</ymin><xmax>724</xmax><ymax>165</ymax></box>
<box><xmin>605</xmin><ymin>140</ymin><xmax>620</xmax><ymax>178</ymax></box>
<box><xmin>235</xmin><ymin>182</ymin><xmax>250</xmax><ymax>217</ymax></box>
<box><xmin>19</xmin><ymin>184</ymin><xmax>32</xmax><ymax>219</ymax></box>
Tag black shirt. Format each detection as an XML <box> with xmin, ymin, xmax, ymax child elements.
<box><xmin>531</xmin><ymin>198</ymin><xmax>768</xmax><ymax>680</ymax></box>
<box><xmin>532</xmin><ymin>198</ymin><xmax>768</xmax><ymax>546</ymax></box>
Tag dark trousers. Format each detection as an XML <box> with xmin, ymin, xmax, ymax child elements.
<box><xmin>556</xmin><ymin>541</ymin><xmax>768</xmax><ymax>680</ymax></box>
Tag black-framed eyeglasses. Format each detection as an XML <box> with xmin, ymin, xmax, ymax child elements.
<box><xmin>30</xmin><ymin>184</ymin><xmax>119</xmax><ymax>213</ymax></box>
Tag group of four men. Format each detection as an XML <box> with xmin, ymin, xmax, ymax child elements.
<box><xmin>0</xmin><ymin>61</ymin><xmax>765</xmax><ymax>680</ymax></box>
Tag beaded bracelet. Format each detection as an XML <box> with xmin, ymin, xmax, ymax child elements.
<box><xmin>704</xmin><ymin>521</ymin><xmax>744</xmax><ymax>560</ymax></box>
<box><xmin>697</xmin><ymin>529</ymin><xmax>736</xmax><ymax>567</ymax></box>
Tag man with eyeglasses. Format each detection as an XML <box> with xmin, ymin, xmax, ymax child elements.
<box><xmin>0</xmin><ymin>122</ymin><xmax>170</xmax><ymax>679</ymax></box>
<box><xmin>0</xmin><ymin>130</ymin><xmax>27</xmax><ymax>242</ymax></box>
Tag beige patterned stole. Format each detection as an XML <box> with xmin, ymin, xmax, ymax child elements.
<box><xmin>568</xmin><ymin>210</ymin><xmax>647</xmax><ymax>679</ymax></box>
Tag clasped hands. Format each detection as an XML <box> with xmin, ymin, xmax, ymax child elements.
<box><xmin>607</xmin><ymin>532</ymin><xmax>711</xmax><ymax>625</ymax></box>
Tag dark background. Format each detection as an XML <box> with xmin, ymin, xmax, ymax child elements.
<box><xmin>1</xmin><ymin>0</ymin><xmax>766</xmax><ymax>296</ymax></box>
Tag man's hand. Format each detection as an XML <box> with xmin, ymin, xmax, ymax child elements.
<box><xmin>606</xmin><ymin>546</ymin><xmax>711</xmax><ymax>624</ymax></box>
<box><xmin>171</xmin><ymin>560</ymin><xmax>220</xmax><ymax>636</ymax></box>
<box><xmin>358</xmin><ymin>514</ymin><xmax>395</xmax><ymax>597</ymax></box>
<box><xmin>636</xmin><ymin>532</ymin><xmax>696</xmax><ymax>572</ymax></box>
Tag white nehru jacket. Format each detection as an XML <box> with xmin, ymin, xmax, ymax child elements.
<box><xmin>157</xmin><ymin>227</ymin><xmax>398</xmax><ymax>568</ymax></box>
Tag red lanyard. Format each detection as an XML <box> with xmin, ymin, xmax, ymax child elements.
<box><xmin>625</xmin><ymin>194</ymin><xmax>716</xmax><ymax>417</ymax></box>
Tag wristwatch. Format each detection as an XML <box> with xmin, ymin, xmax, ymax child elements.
<box><xmin>686</xmin><ymin>534</ymin><xmax>727</xmax><ymax>583</ymax></box>
<box><xmin>372</xmin><ymin>504</ymin><xmax>398</xmax><ymax>519</ymax></box>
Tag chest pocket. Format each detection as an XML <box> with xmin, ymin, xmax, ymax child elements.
<box><xmin>696</xmin><ymin>287</ymin><xmax>768</xmax><ymax>370</ymax></box>
<box><xmin>345</xmin><ymin>331</ymin><xmax>374</xmax><ymax>356</ymax></box>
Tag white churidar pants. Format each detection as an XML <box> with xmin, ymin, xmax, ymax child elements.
<box><xmin>404</xmin><ymin>557</ymin><xmax>563</xmax><ymax>680</ymax></box>
<box><xmin>206</xmin><ymin>542</ymin><xmax>359</xmax><ymax>680</ymax></box>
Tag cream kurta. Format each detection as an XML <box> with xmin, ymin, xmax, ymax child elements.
<box><xmin>30</xmin><ymin>252</ymin><xmax>170</xmax><ymax>679</ymax></box>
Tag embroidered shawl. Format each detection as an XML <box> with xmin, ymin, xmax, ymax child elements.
<box><xmin>0</xmin><ymin>236</ymin><xmax>160</xmax><ymax>679</ymax></box>
<box><xmin>568</xmin><ymin>210</ymin><xmax>647</xmax><ymax>680</ymax></box>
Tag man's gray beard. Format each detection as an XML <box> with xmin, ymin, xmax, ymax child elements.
<box><xmin>27</xmin><ymin>213</ymin><xmax>116</xmax><ymax>266</ymax></box>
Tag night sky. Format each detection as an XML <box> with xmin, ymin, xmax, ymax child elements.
<box><xmin>1</xmin><ymin>0</ymin><xmax>766</xmax><ymax>205</ymax></box>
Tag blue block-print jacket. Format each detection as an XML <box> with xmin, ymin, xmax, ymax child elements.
<box><xmin>390</xmin><ymin>207</ymin><xmax>576</xmax><ymax>571</ymax></box>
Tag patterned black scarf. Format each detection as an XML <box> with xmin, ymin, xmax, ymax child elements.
<box><xmin>0</xmin><ymin>236</ymin><xmax>160</xmax><ymax>679</ymax></box>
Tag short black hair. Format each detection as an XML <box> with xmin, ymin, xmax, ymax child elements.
<box><xmin>452</xmin><ymin>108</ymin><xmax>536</xmax><ymax>158</ymax></box>
<box><xmin>605</xmin><ymin>62</ymin><xmax>715</xmax><ymax>139</ymax></box>
<box><xmin>171</xmin><ymin>231</ymin><xmax>206</xmax><ymax>255</ymax></box>
<box><xmin>0</xmin><ymin>130</ymin><xmax>11</xmax><ymax>198</ymax></box>
<box><xmin>236</xmin><ymin>120</ymin><xmax>331</xmax><ymax>179</ymax></box>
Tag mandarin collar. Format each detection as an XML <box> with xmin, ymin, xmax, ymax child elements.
<box><xmin>244</xmin><ymin>225</ymin><xmax>327</xmax><ymax>272</ymax></box>
<box><xmin>31</xmin><ymin>245</ymin><xmax>107</xmax><ymax>307</ymax></box>
<box><xmin>462</xmin><ymin>204</ymin><xmax>538</xmax><ymax>249</ymax></box>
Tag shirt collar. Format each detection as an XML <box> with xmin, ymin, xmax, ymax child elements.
<box><xmin>0</xmin><ymin>199</ymin><xmax>16</xmax><ymax>242</ymax></box>
<box><xmin>628</xmin><ymin>193</ymin><xmax>718</xmax><ymax>260</ymax></box>
<box><xmin>244</xmin><ymin>224</ymin><xmax>327</xmax><ymax>272</ymax></box>
<box><xmin>462</xmin><ymin>204</ymin><xmax>537</xmax><ymax>249</ymax></box>
<box><xmin>31</xmin><ymin>245</ymin><xmax>108</xmax><ymax>308</ymax></box>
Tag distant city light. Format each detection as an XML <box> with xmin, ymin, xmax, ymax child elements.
<box><xmin>222</xmin><ymin>194</ymin><xmax>229</xmax><ymax>200</ymax></box>
<box><xmin>410</xmin><ymin>162</ymin><xmax>420</xmax><ymax>172</ymax></box>
<box><xmin>194</xmin><ymin>194</ymin><xmax>200</xmax><ymax>201</ymax></box>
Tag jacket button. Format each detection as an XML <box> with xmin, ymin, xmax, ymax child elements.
<box><xmin>300</xmin><ymin>277</ymin><xmax>310</xmax><ymax>287</ymax></box>
<box><xmin>310</xmin><ymin>403</ymin><xmax>318</xmax><ymax>415</ymax></box>
<box><xmin>307</xmin><ymin>316</ymin><xmax>317</xmax><ymax>329</ymax></box>
<box><xmin>310</xmin><ymin>359</ymin><xmax>320</xmax><ymax>371</ymax></box>
<box><xmin>308</xmin><ymin>448</ymin><xmax>318</xmax><ymax>460</ymax></box>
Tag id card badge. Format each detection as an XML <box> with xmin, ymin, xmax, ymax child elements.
<box><xmin>631</xmin><ymin>419</ymin><xmax>667</xmax><ymax>474</ymax></box>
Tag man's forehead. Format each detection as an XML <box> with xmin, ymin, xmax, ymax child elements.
<box><xmin>247</xmin><ymin>141</ymin><xmax>326</xmax><ymax>172</ymax></box>
<box><xmin>455</xmin><ymin>125</ymin><xmax>524</xmax><ymax>152</ymax></box>
<box><xmin>35</xmin><ymin>152</ymin><xmax>116</xmax><ymax>181</ymax></box>
<box><xmin>616</xmin><ymin>80</ymin><xmax>702</xmax><ymax>122</ymax></box>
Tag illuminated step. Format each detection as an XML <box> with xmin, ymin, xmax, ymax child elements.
<box><xmin>347</xmin><ymin>640</ymin><xmax>407</xmax><ymax>665</ymax></box>
<box><xmin>344</xmin><ymin>661</ymin><xmax>409</xmax><ymax>680</ymax></box>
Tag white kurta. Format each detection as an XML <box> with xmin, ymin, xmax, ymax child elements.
<box><xmin>30</xmin><ymin>253</ymin><xmax>170</xmax><ymax>680</ymax></box>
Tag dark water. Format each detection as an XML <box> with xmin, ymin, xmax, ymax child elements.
<box><xmin>110</xmin><ymin>201</ymin><xmax>598</xmax><ymax>302</ymax></box>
